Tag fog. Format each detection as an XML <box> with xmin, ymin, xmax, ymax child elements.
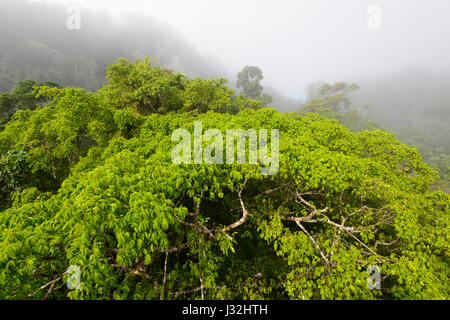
<box><xmin>28</xmin><ymin>0</ymin><xmax>450</xmax><ymax>99</ymax></box>
<box><xmin>0</xmin><ymin>0</ymin><xmax>226</xmax><ymax>91</ymax></box>
<box><xmin>2</xmin><ymin>0</ymin><xmax>450</xmax><ymax>114</ymax></box>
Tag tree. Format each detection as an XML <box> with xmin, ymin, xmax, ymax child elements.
<box><xmin>302</xmin><ymin>82</ymin><xmax>359</xmax><ymax>114</ymax></box>
<box><xmin>0</xmin><ymin>59</ymin><xmax>448</xmax><ymax>300</ymax></box>
<box><xmin>0</xmin><ymin>79</ymin><xmax>60</xmax><ymax>128</ymax></box>
<box><xmin>237</xmin><ymin>66</ymin><xmax>263</xmax><ymax>99</ymax></box>
<box><xmin>0</xmin><ymin>86</ymin><xmax>114</xmax><ymax>207</ymax></box>
<box><xmin>99</xmin><ymin>58</ymin><xmax>186</xmax><ymax>115</ymax></box>
<box><xmin>1</xmin><ymin>111</ymin><xmax>448</xmax><ymax>300</ymax></box>
<box><xmin>0</xmin><ymin>59</ymin><xmax>267</xmax><ymax>210</ymax></box>
<box><xmin>300</xmin><ymin>82</ymin><xmax>378</xmax><ymax>132</ymax></box>
<box><xmin>183</xmin><ymin>78</ymin><xmax>236</xmax><ymax>114</ymax></box>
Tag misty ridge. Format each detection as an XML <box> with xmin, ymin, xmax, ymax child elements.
<box><xmin>0</xmin><ymin>0</ymin><xmax>449</xmax><ymax>183</ymax></box>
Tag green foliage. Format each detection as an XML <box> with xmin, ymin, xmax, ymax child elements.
<box><xmin>0</xmin><ymin>59</ymin><xmax>448</xmax><ymax>300</ymax></box>
<box><xmin>301</xmin><ymin>82</ymin><xmax>449</xmax><ymax>185</ymax></box>
<box><xmin>99</xmin><ymin>58</ymin><xmax>186</xmax><ymax>115</ymax></box>
<box><xmin>395</xmin><ymin>124</ymin><xmax>450</xmax><ymax>185</ymax></box>
<box><xmin>0</xmin><ymin>79</ymin><xmax>60</xmax><ymax>128</ymax></box>
<box><xmin>183</xmin><ymin>78</ymin><xmax>237</xmax><ymax>114</ymax></box>
<box><xmin>0</xmin><ymin>151</ymin><xmax>44</xmax><ymax>210</ymax></box>
<box><xmin>348</xmin><ymin>68</ymin><xmax>450</xmax><ymax>185</ymax></box>
<box><xmin>303</xmin><ymin>82</ymin><xmax>359</xmax><ymax>112</ymax></box>
<box><xmin>0</xmin><ymin>86</ymin><xmax>114</xmax><ymax>207</ymax></box>
<box><xmin>236</xmin><ymin>65</ymin><xmax>272</xmax><ymax>106</ymax></box>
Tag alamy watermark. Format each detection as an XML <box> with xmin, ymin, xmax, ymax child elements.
<box><xmin>366</xmin><ymin>5</ymin><xmax>381</xmax><ymax>30</ymax></box>
<box><xmin>171</xmin><ymin>121</ymin><xmax>279</xmax><ymax>175</ymax></box>
<box><xmin>66</xmin><ymin>3</ymin><xmax>81</xmax><ymax>30</ymax></box>
<box><xmin>366</xmin><ymin>265</ymin><xmax>381</xmax><ymax>290</ymax></box>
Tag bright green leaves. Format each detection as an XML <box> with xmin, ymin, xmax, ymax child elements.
<box><xmin>123</xmin><ymin>192</ymin><xmax>177</xmax><ymax>252</ymax></box>
<box><xmin>388</xmin><ymin>253</ymin><xmax>450</xmax><ymax>299</ymax></box>
<box><xmin>216</xmin><ymin>232</ymin><xmax>236</xmax><ymax>255</ymax></box>
<box><xmin>0</xmin><ymin>59</ymin><xmax>448</xmax><ymax>300</ymax></box>
<box><xmin>113</xmin><ymin>108</ymin><xmax>145</xmax><ymax>137</ymax></box>
<box><xmin>2</xmin><ymin>107</ymin><xmax>448</xmax><ymax>300</ymax></box>
<box><xmin>99</xmin><ymin>58</ymin><xmax>185</xmax><ymax>115</ymax></box>
<box><xmin>183</xmin><ymin>78</ymin><xmax>236</xmax><ymax>114</ymax></box>
<box><xmin>0</xmin><ymin>86</ymin><xmax>114</xmax><ymax>197</ymax></box>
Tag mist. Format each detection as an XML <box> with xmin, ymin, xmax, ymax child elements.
<box><xmin>1</xmin><ymin>0</ymin><xmax>449</xmax><ymax>139</ymax></box>
<box><xmin>2</xmin><ymin>0</ymin><xmax>450</xmax><ymax>98</ymax></box>
<box><xmin>0</xmin><ymin>0</ymin><xmax>226</xmax><ymax>91</ymax></box>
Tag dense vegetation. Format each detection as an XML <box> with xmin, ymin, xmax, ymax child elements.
<box><xmin>0</xmin><ymin>58</ymin><xmax>448</xmax><ymax>300</ymax></box>
<box><xmin>1</xmin><ymin>0</ymin><xmax>447</xmax><ymax>186</ymax></box>
<box><xmin>0</xmin><ymin>79</ymin><xmax>60</xmax><ymax>128</ymax></box>
<box><xmin>350</xmin><ymin>71</ymin><xmax>450</xmax><ymax>185</ymax></box>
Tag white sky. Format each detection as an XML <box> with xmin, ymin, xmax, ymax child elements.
<box><xmin>32</xmin><ymin>0</ymin><xmax>450</xmax><ymax>98</ymax></box>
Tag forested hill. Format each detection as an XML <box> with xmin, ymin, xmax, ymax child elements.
<box><xmin>0</xmin><ymin>0</ymin><xmax>225</xmax><ymax>92</ymax></box>
<box><xmin>0</xmin><ymin>0</ymin><xmax>447</xmax><ymax>185</ymax></box>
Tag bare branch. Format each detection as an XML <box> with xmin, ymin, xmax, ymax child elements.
<box><xmin>295</xmin><ymin>221</ymin><xmax>330</xmax><ymax>266</ymax></box>
<box><xmin>317</xmin><ymin>218</ymin><xmax>360</xmax><ymax>233</ymax></box>
<box><xmin>160</xmin><ymin>252</ymin><xmax>168</xmax><ymax>300</ymax></box>
<box><xmin>110</xmin><ymin>264</ymin><xmax>153</xmax><ymax>280</ymax></box>
<box><xmin>281</xmin><ymin>206</ymin><xmax>329</xmax><ymax>223</ymax></box>
<box><xmin>375</xmin><ymin>238</ymin><xmax>400</xmax><ymax>248</ymax></box>
<box><xmin>344</xmin><ymin>229</ymin><xmax>381</xmax><ymax>258</ymax></box>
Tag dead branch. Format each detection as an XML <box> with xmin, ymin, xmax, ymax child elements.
<box><xmin>295</xmin><ymin>220</ymin><xmax>330</xmax><ymax>266</ymax></box>
<box><xmin>154</xmin><ymin>242</ymin><xmax>190</xmax><ymax>253</ymax></box>
<box><xmin>26</xmin><ymin>270</ymin><xmax>68</xmax><ymax>299</ymax></box>
<box><xmin>160</xmin><ymin>252</ymin><xmax>168</xmax><ymax>300</ymax></box>
<box><xmin>171</xmin><ymin>285</ymin><xmax>227</xmax><ymax>298</ymax></box>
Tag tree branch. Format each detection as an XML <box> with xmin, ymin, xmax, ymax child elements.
<box><xmin>160</xmin><ymin>252</ymin><xmax>168</xmax><ymax>300</ymax></box>
<box><xmin>295</xmin><ymin>221</ymin><xmax>330</xmax><ymax>266</ymax></box>
<box><xmin>221</xmin><ymin>178</ymin><xmax>250</xmax><ymax>232</ymax></box>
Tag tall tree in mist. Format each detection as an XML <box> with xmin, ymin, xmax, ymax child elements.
<box><xmin>237</xmin><ymin>66</ymin><xmax>263</xmax><ymax>99</ymax></box>
<box><xmin>237</xmin><ymin>66</ymin><xmax>273</xmax><ymax>106</ymax></box>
